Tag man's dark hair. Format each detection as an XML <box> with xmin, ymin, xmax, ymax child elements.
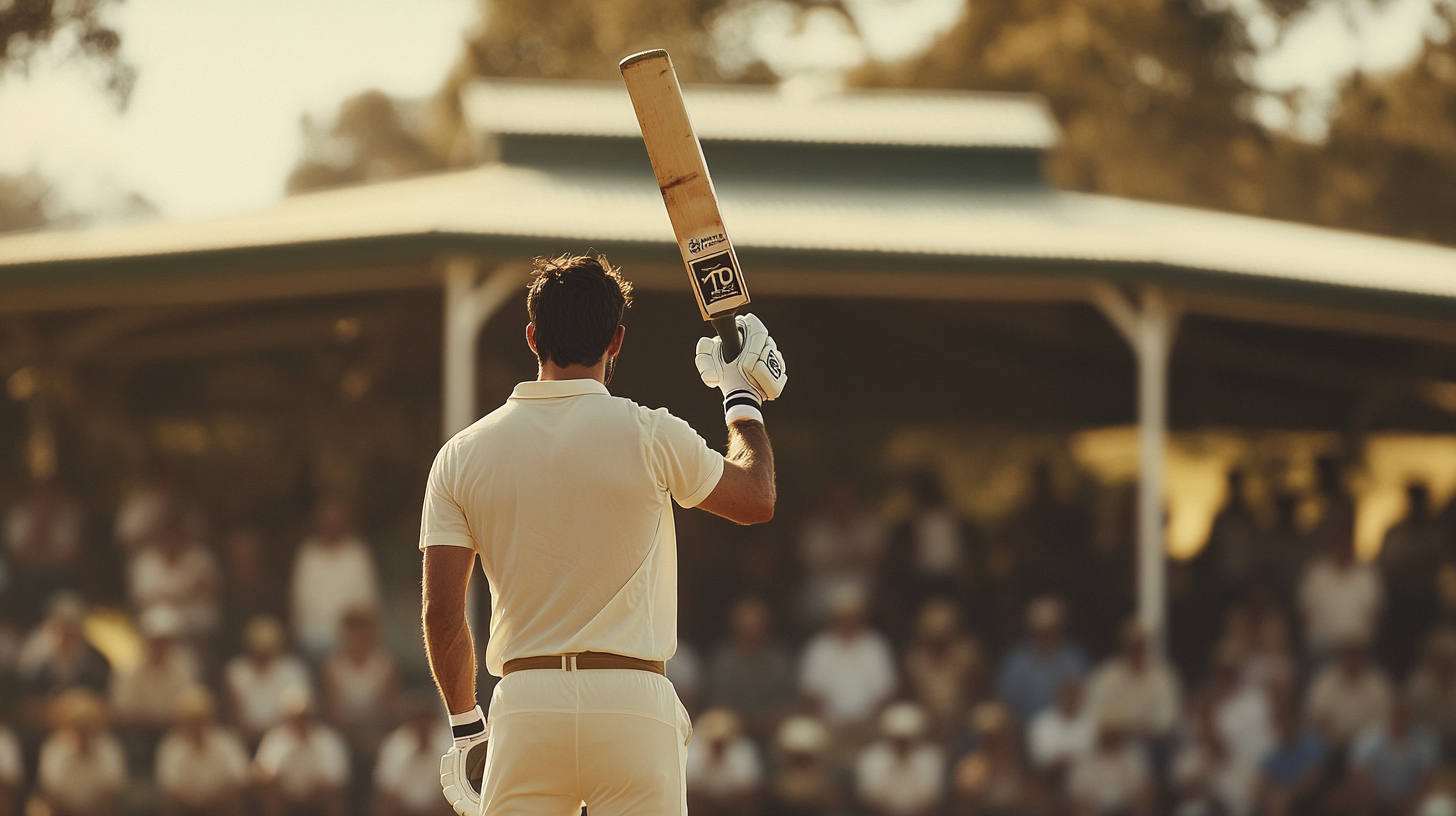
<box><xmin>526</xmin><ymin>253</ymin><xmax>633</xmax><ymax>367</ymax></box>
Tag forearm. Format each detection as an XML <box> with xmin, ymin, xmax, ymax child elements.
<box><xmin>726</xmin><ymin>418</ymin><xmax>775</xmax><ymax>504</ymax></box>
<box><xmin>422</xmin><ymin>547</ymin><xmax>478</xmax><ymax>714</ymax></box>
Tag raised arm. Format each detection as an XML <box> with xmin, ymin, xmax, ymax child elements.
<box><xmin>422</xmin><ymin>546</ymin><xmax>477</xmax><ymax>714</ymax></box>
<box><xmin>697</xmin><ymin>418</ymin><xmax>776</xmax><ymax>524</ymax></box>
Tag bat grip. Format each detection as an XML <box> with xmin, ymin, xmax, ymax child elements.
<box><xmin>711</xmin><ymin>313</ymin><xmax>742</xmax><ymax>362</ymax></box>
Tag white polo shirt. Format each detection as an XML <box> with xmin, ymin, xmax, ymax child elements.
<box><xmin>420</xmin><ymin>379</ymin><xmax>725</xmax><ymax>677</ymax></box>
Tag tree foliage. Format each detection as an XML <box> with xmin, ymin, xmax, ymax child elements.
<box><xmin>1</xmin><ymin>0</ymin><xmax>133</xmax><ymax>102</ymax></box>
<box><xmin>0</xmin><ymin>172</ymin><xmax>53</xmax><ymax>234</ymax></box>
<box><xmin>287</xmin><ymin>91</ymin><xmax>447</xmax><ymax>193</ymax></box>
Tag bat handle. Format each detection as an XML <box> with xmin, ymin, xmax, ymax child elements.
<box><xmin>711</xmin><ymin>313</ymin><xmax>742</xmax><ymax>362</ymax></box>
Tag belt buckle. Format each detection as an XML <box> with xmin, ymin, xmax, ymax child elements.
<box><xmin>561</xmin><ymin>653</ymin><xmax>579</xmax><ymax>671</ymax></box>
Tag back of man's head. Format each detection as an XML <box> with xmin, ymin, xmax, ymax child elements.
<box><xmin>526</xmin><ymin>253</ymin><xmax>632</xmax><ymax>368</ymax></box>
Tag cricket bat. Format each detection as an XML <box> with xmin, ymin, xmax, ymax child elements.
<box><xmin>620</xmin><ymin>49</ymin><xmax>750</xmax><ymax>360</ymax></box>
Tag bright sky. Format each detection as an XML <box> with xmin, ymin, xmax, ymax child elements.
<box><xmin>0</xmin><ymin>0</ymin><xmax>1444</xmax><ymax>222</ymax></box>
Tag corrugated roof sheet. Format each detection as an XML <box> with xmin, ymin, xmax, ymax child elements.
<box><xmin>2</xmin><ymin>163</ymin><xmax>1455</xmax><ymax>304</ymax></box>
<box><xmin>463</xmin><ymin>78</ymin><xmax>1060</xmax><ymax>150</ymax></box>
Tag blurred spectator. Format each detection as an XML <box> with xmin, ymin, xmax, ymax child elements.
<box><xmin>1172</xmin><ymin>696</ymin><xmax>1258</xmax><ymax>816</ymax></box>
<box><xmin>321</xmin><ymin>606</ymin><xmax>400</xmax><ymax>772</ymax></box>
<box><xmin>952</xmin><ymin>702</ymin><xmax>1052</xmax><ymax>816</ymax></box>
<box><xmin>903</xmin><ymin>598</ymin><xmax>985</xmax><ymax>739</ymax></box>
<box><xmin>996</xmin><ymin>596</ymin><xmax>1088</xmax><ymax>723</ymax></box>
<box><xmin>1379</xmin><ymin>483</ymin><xmax>1447</xmax><ymax>676</ymax></box>
<box><xmin>1197</xmin><ymin>470</ymin><xmax>1262</xmax><ymax>603</ymax></box>
<box><xmin>155</xmin><ymin>685</ymin><xmax>250</xmax><ymax>816</ymax></box>
<box><xmin>1406</xmin><ymin>628</ymin><xmax>1456</xmax><ymax>755</ymax></box>
<box><xmin>222</xmin><ymin>527</ymin><xmax>283</xmax><ymax>647</ymax></box>
<box><xmin>1241</xmin><ymin>610</ymin><xmax>1297</xmax><ymax>699</ymax></box>
<box><xmin>225</xmin><ymin>616</ymin><xmax>312</xmax><ymax>744</ymax></box>
<box><xmin>110</xmin><ymin>605</ymin><xmax>199</xmax><ymax>770</ymax></box>
<box><xmin>667</xmin><ymin>639</ymin><xmax>703</xmax><ymax>715</ymax></box>
<box><xmin>290</xmin><ymin>499</ymin><xmax>380</xmax><ymax>659</ymax></box>
<box><xmin>372</xmin><ymin>695</ymin><xmax>452</xmax><ymax>816</ymax></box>
<box><xmin>1298</xmin><ymin>527</ymin><xmax>1382</xmax><ymax>665</ymax></box>
<box><xmin>17</xmin><ymin>593</ymin><xmax>110</xmax><ymax>716</ymax></box>
<box><xmin>1257</xmin><ymin>703</ymin><xmax>1326</xmax><ymax>816</ymax></box>
<box><xmin>1002</xmin><ymin>462</ymin><xmax>1092</xmax><ymax>608</ymax></box>
<box><xmin>707</xmin><ymin>598</ymin><xmax>796</xmax><ymax>738</ymax></box>
<box><xmin>687</xmin><ymin>708</ymin><xmax>762</xmax><ymax>816</ymax></box>
<box><xmin>4</xmin><ymin>480</ymin><xmax>82</xmax><ymax>627</ymax></box>
<box><xmin>1311</xmin><ymin>457</ymin><xmax>1356</xmax><ymax>553</ymax></box>
<box><xmin>129</xmin><ymin>508</ymin><xmax>220</xmax><ymax>640</ymax></box>
<box><xmin>1207</xmin><ymin>647</ymin><xmax>1273</xmax><ymax>768</ymax></box>
<box><xmin>253</xmin><ymin>684</ymin><xmax>349</xmax><ymax>816</ymax></box>
<box><xmin>1264</xmin><ymin>494</ymin><xmax>1313</xmax><ymax>603</ymax></box>
<box><xmin>798</xmin><ymin>482</ymin><xmax>885</xmax><ymax>628</ymax></box>
<box><xmin>0</xmin><ymin>720</ymin><xmax>19</xmax><ymax>816</ymax></box>
<box><xmin>1305</xmin><ymin>641</ymin><xmax>1393</xmax><ymax>753</ymax></box>
<box><xmin>37</xmin><ymin>688</ymin><xmax>127</xmax><ymax>816</ymax></box>
<box><xmin>113</xmin><ymin>469</ymin><xmax>180</xmax><ymax>555</ymax></box>
<box><xmin>1413</xmin><ymin>770</ymin><xmax>1456</xmax><ymax>816</ymax></box>
<box><xmin>1085</xmin><ymin>621</ymin><xmax>1181</xmax><ymax>749</ymax></box>
<box><xmin>856</xmin><ymin>702</ymin><xmax>944</xmax><ymax>816</ymax></box>
<box><xmin>1348</xmin><ymin>700</ymin><xmax>1440</xmax><ymax>816</ymax></box>
<box><xmin>799</xmin><ymin>587</ymin><xmax>896</xmax><ymax>732</ymax></box>
<box><xmin>880</xmin><ymin>474</ymin><xmax>975</xmax><ymax>638</ymax></box>
<box><xmin>769</xmin><ymin>715</ymin><xmax>844</xmax><ymax>816</ymax></box>
<box><xmin>1029</xmin><ymin>680</ymin><xmax>1095</xmax><ymax>781</ymax></box>
<box><xmin>1066</xmin><ymin>719</ymin><xmax>1154</xmax><ymax>816</ymax></box>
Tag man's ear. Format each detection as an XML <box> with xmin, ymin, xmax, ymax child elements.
<box><xmin>606</xmin><ymin>325</ymin><xmax>626</xmax><ymax>357</ymax></box>
<box><xmin>526</xmin><ymin>323</ymin><xmax>537</xmax><ymax>354</ymax></box>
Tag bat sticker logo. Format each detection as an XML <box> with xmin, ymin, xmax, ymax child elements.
<box><xmin>689</xmin><ymin>250</ymin><xmax>744</xmax><ymax>307</ymax></box>
<box><xmin>687</xmin><ymin>233</ymin><xmax>727</xmax><ymax>255</ymax></box>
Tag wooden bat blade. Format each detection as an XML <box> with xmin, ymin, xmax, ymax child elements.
<box><xmin>620</xmin><ymin>49</ymin><xmax>751</xmax><ymax>354</ymax></box>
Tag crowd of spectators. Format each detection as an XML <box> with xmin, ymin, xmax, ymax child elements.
<box><xmin>4</xmin><ymin>457</ymin><xmax>1456</xmax><ymax>816</ymax></box>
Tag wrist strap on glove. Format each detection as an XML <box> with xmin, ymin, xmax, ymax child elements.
<box><xmin>449</xmin><ymin>705</ymin><xmax>486</xmax><ymax>748</ymax></box>
<box><xmin>723</xmin><ymin>389</ymin><xmax>764</xmax><ymax>425</ymax></box>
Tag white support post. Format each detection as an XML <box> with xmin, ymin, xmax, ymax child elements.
<box><xmin>1090</xmin><ymin>284</ymin><xmax>1182</xmax><ymax>644</ymax></box>
<box><xmin>441</xmin><ymin>256</ymin><xmax>528</xmax><ymax>441</ymax></box>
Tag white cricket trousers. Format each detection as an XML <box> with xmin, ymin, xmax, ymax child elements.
<box><xmin>480</xmin><ymin>667</ymin><xmax>692</xmax><ymax>816</ymax></box>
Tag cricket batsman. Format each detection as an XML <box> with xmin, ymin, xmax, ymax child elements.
<box><xmin>421</xmin><ymin>253</ymin><xmax>786</xmax><ymax>816</ymax></box>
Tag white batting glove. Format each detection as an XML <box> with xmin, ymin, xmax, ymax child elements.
<box><xmin>440</xmin><ymin>705</ymin><xmax>489</xmax><ymax>816</ymax></box>
<box><xmin>695</xmin><ymin>314</ymin><xmax>787</xmax><ymax>424</ymax></box>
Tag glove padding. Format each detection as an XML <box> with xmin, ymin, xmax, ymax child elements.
<box><xmin>695</xmin><ymin>313</ymin><xmax>788</xmax><ymax>405</ymax></box>
<box><xmin>441</xmin><ymin>706</ymin><xmax>489</xmax><ymax>816</ymax></box>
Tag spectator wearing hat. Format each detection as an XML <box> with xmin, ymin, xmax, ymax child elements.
<box><xmin>799</xmin><ymin>586</ymin><xmax>897</xmax><ymax>734</ymax></box>
<box><xmin>707</xmin><ymin>598</ymin><xmax>796</xmax><ymax>739</ymax></box>
<box><xmin>1297</xmin><ymin>526</ymin><xmax>1382</xmax><ymax>667</ymax></box>
<box><xmin>856</xmin><ymin>702</ymin><xmax>945</xmax><ymax>816</ymax></box>
<box><xmin>879</xmin><ymin>474</ymin><xmax>976</xmax><ymax>640</ymax></box>
<box><xmin>952</xmin><ymin>701</ymin><xmax>1052</xmax><ymax>816</ymax></box>
<box><xmin>1257</xmin><ymin>703</ymin><xmax>1326</xmax><ymax>816</ymax></box>
<box><xmin>1406</xmin><ymin>628</ymin><xmax>1456</xmax><ymax>756</ymax></box>
<box><xmin>1066</xmin><ymin>717</ymin><xmax>1154</xmax><ymax>816</ymax></box>
<box><xmin>996</xmin><ymin>596</ymin><xmax>1089</xmax><ymax>724</ymax></box>
<box><xmin>253</xmin><ymin>684</ymin><xmax>349</xmax><ymax>816</ymax></box>
<box><xmin>1305</xmin><ymin>641</ymin><xmax>1393</xmax><ymax>756</ymax></box>
<box><xmin>768</xmin><ymin>715</ymin><xmax>843</xmax><ymax>816</ymax></box>
<box><xmin>1348</xmin><ymin>699</ymin><xmax>1440</xmax><ymax>816</ymax></box>
<box><xmin>4</xmin><ymin>480</ymin><xmax>83</xmax><ymax>628</ymax></box>
<box><xmin>1029</xmin><ymin>680</ymin><xmax>1096</xmax><ymax>784</ymax></box>
<box><xmin>0</xmin><ymin>720</ymin><xmax>20</xmax><ymax>816</ymax></box>
<box><xmin>17</xmin><ymin>593</ymin><xmax>110</xmax><ymax>719</ymax></box>
<box><xmin>225</xmin><ymin>616</ymin><xmax>313</xmax><ymax>745</ymax></box>
<box><xmin>37</xmin><ymin>688</ymin><xmax>127</xmax><ymax>816</ymax></box>
<box><xmin>372</xmin><ymin>695</ymin><xmax>453</xmax><ymax>816</ymax></box>
<box><xmin>110</xmin><ymin>605</ymin><xmax>200</xmax><ymax>771</ymax></box>
<box><xmin>321</xmin><ymin>606</ymin><xmax>399</xmax><ymax>781</ymax></box>
<box><xmin>128</xmin><ymin>506</ymin><xmax>220</xmax><ymax>642</ymax></box>
<box><xmin>1085</xmin><ymin>621</ymin><xmax>1182</xmax><ymax>752</ymax></box>
<box><xmin>290</xmin><ymin>499</ymin><xmax>380</xmax><ymax>660</ymax></box>
<box><xmin>903</xmin><ymin>599</ymin><xmax>986</xmax><ymax>740</ymax></box>
<box><xmin>687</xmin><ymin>708</ymin><xmax>763</xmax><ymax>816</ymax></box>
<box><xmin>155</xmin><ymin>685</ymin><xmax>251</xmax><ymax>816</ymax></box>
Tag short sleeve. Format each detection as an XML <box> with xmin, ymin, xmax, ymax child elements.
<box><xmin>646</xmin><ymin>409</ymin><xmax>724</xmax><ymax>509</ymax></box>
<box><xmin>420</xmin><ymin>444</ymin><xmax>475</xmax><ymax>550</ymax></box>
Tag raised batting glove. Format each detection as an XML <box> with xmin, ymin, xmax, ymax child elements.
<box><xmin>440</xmin><ymin>705</ymin><xmax>489</xmax><ymax>816</ymax></box>
<box><xmin>696</xmin><ymin>313</ymin><xmax>787</xmax><ymax>424</ymax></box>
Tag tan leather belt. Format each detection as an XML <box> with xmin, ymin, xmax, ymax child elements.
<box><xmin>502</xmin><ymin>651</ymin><xmax>666</xmax><ymax>676</ymax></box>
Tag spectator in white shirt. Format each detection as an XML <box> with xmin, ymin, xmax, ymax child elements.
<box><xmin>254</xmin><ymin>684</ymin><xmax>349</xmax><ymax>816</ymax></box>
<box><xmin>37</xmin><ymin>688</ymin><xmax>128</xmax><ymax>816</ymax></box>
<box><xmin>0</xmin><ymin>721</ymin><xmax>21</xmax><ymax>816</ymax></box>
<box><xmin>372</xmin><ymin>696</ymin><xmax>453</xmax><ymax>816</ymax></box>
<box><xmin>687</xmin><ymin>708</ymin><xmax>763</xmax><ymax>816</ymax></box>
<box><xmin>225</xmin><ymin>616</ymin><xmax>313</xmax><ymax>744</ymax></box>
<box><xmin>128</xmin><ymin>509</ymin><xmax>220</xmax><ymax>640</ymax></box>
<box><xmin>321</xmin><ymin>607</ymin><xmax>399</xmax><ymax>766</ymax></box>
<box><xmin>290</xmin><ymin>500</ymin><xmax>381</xmax><ymax>659</ymax></box>
<box><xmin>1067</xmin><ymin>718</ymin><xmax>1154</xmax><ymax>816</ymax></box>
<box><xmin>903</xmin><ymin>598</ymin><xmax>986</xmax><ymax>739</ymax></box>
<box><xmin>1297</xmin><ymin>529</ymin><xmax>1382</xmax><ymax>664</ymax></box>
<box><xmin>1207</xmin><ymin>647</ymin><xmax>1273</xmax><ymax>768</ymax></box>
<box><xmin>1085</xmin><ymin>620</ymin><xmax>1182</xmax><ymax>746</ymax></box>
<box><xmin>1029</xmin><ymin>679</ymin><xmax>1096</xmax><ymax>780</ymax></box>
<box><xmin>155</xmin><ymin>685</ymin><xmax>251</xmax><ymax>816</ymax></box>
<box><xmin>111</xmin><ymin>605</ymin><xmax>199</xmax><ymax>770</ymax></box>
<box><xmin>1172</xmin><ymin>696</ymin><xmax>1258</xmax><ymax>816</ymax></box>
<box><xmin>799</xmin><ymin>586</ymin><xmax>897</xmax><ymax>733</ymax></box>
<box><xmin>856</xmin><ymin>702</ymin><xmax>945</xmax><ymax>816</ymax></box>
<box><xmin>1306</xmin><ymin>641</ymin><xmax>1393</xmax><ymax>751</ymax></box>
<box><xmin>17</xmin><ymin>593</ymin><xmax>111</xmax><ymax>714</ymax></box>
<box><xmin>798</xmin><ymin>482</ymin><xmax>885</xmax><ymax>627</ymax></box>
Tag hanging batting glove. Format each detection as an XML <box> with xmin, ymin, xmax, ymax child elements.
<box><xmin>696</xmin><ymin>313</ymin><xmax>787</xmax><ymax>424</ymax></box>
<box><xmin>440</xmin><ymin>705</ymin><xmax>489</xmax><ymax>816</ymax></box>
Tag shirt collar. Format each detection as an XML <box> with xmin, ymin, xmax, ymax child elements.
<box><xmin>509</xmin><ymin>379</ymin><xmax>611</xmax><ymax>400</ymax></box>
